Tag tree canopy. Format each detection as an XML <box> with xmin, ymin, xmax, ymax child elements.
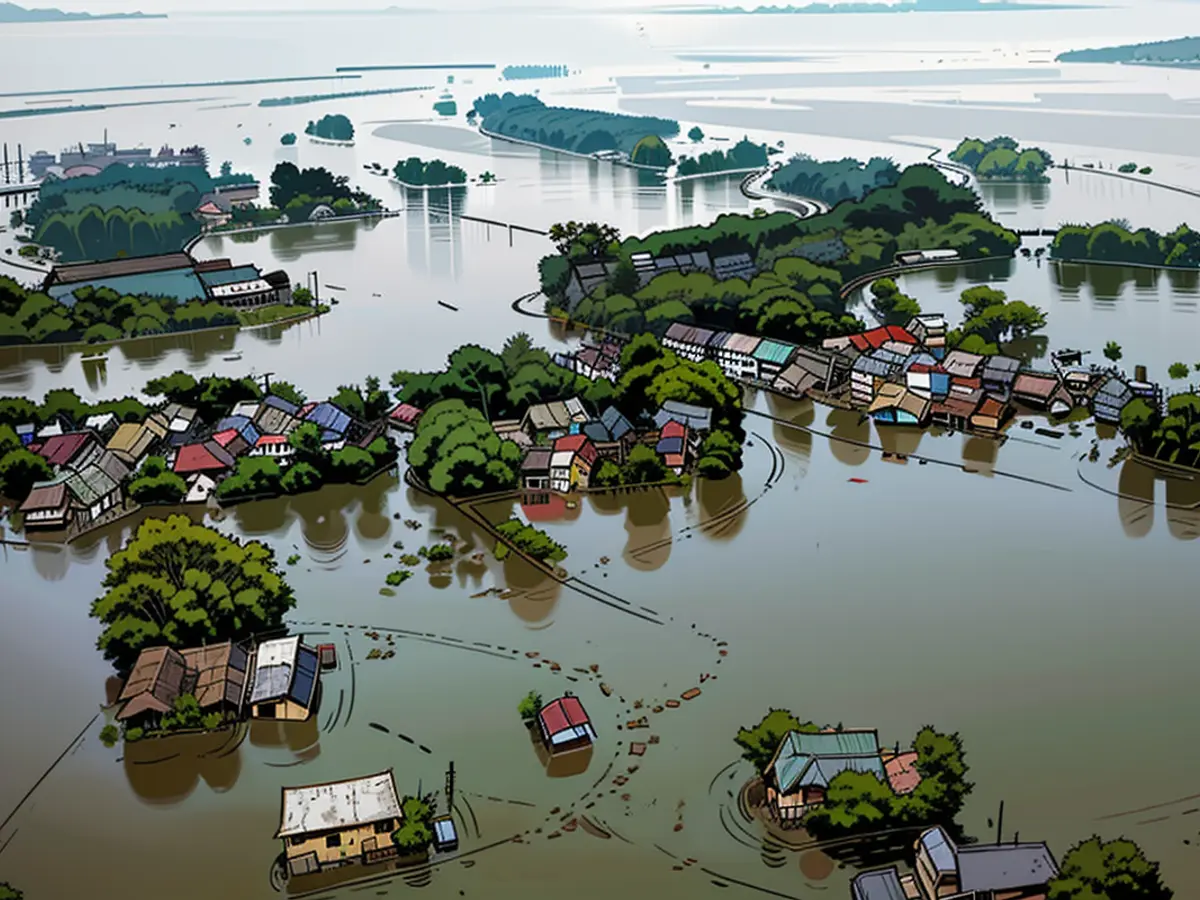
<box><xmin>950</xmin><ymin>136</ymin><xmax>1052</xmax><ymax>182</ymax></box>
<box><xmin>406</xmin><ymin>399</ymin><xmax>522</xmax><ymax>496</ymax></box>
<box><xmin>1048</xmin><ymin>836</ymin><xmax>1173</xmax><ymax>900</ymax></box>
<box><xmin>734</xmin><ymin>708</ymin><xmax>820</xmax><ymax>774</ymax></box>
<box><xmin>89</xmin><ymin>516</ymin><xmax>296</xmax><ymax>671</ymax></box>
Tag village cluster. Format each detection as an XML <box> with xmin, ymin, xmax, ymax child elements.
<box><xmin>652</xmin><ymin>317</ymin><xmax>1156</xmax><ymax>434</ymax></box>
<box><xmin>755</xmin><ymin>725</ymin><xmax>1061</xmax><ymax>900</ymax></box>
<box><xmin>15</xmin><ymin>391</ymin><xmax>392</xmax><ymax>536</ymax></box>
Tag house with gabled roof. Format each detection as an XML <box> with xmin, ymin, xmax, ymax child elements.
<box><xmin>65</xmin><ymin>461</ymin><xmax>123</xmax><ymax>527</ymax></box>
<box><xmin>19</xmin><ymin>475</ymin><xmax>72</xmax><ymax>530</ymax></box>
<box><xmin>254</xmin><ymin>394</ymin><xmax>303</xmax><ymax>436</ymax></box>
<box><xmin>520</xmin><ymin>399</ymin><xmax>574</xmax><ymax>440</ymax></box>
<box><xmin>655</xmin><ymin>419</ymin><xmax>689</xmax><ymax>473</ymax></box>
<box><xmin>912</xmin><ymin>825</ymin><xmax>1059</xmax><ymax>900</ymax></box>
<box><xmin>752</xmin><ymin>338</ymin><xmax>798</xmax><ymax>381</ymax></box>
<box><xmin>553</xmin><ymin>433</ymin><xmax>598</xmax><ymax>488</ymax></box>
<box><xmin>712</xmin><ymin>332</ymin><xmax>763</xmax><ymax>380</ymax></box>
<box><xmin>386</xmin><ymin>402</ymin><xmax>423</xmax><ymax>434</ymax></box>
<box><xmin>116</xmin><ymin>646</ymin><xmax>191</xmax><ymax>730</ymax></box>
<box><xmin>174</xmin><ymin>440</ymin><xmax>235</xmax><ymax>478</ymax></box>
<box><xmin>521</xmin><ymin>448</ymin><xmax>553</xmax><ymax>490</ymax></box>
<box><xmin>766</xmin><ymin>729</ymin><xmax>886</xmax><ymax>825</ymax></box>
<box><xmin>942</xmin><ymin>349</ymin><xmax>985</xmax><ymax>380</ymax></box>
<box><xmin>981</xmin><ymin>354</ymin><xmax>1021</xmax><ymax>399</ymax></box>
<box><xmin>583</xmin><ymin>406</ymin><xmax>637</xmax><ymax>462</ymax></box>
<box><xmin>247</xmin><ymin>636</ymin><xmax>320</xmax><ymax>721</ymax></box>
<box><xmin>654</xmin><ymin>400</ymin><xmax>712</xmax><ymax>433</ymax></box>
<box><xmin>107</xmin><ymin>418</ymin><xmax>166</xmax><ymax>467</ymax></box>
<box><xmin>663</xmin><ymin>322</ymin><xmax>718</xmax><ymax>364</ymax></box>
<box><xmin>537</xmin><ymin>694</ymin><xmax>596</xmax><ymax>754</ymax></box>
<box><xmin>35</xmin><ymin>431</ymin><xmax>103</xmax><ymax>473</ymax></box>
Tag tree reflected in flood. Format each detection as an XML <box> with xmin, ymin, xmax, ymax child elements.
<box><xmin>1117</xmin><ymin>459</ymin><xmax>1155</xmax><ymax>539</ymax></box>
<box><xmin>504</xmin><ymin>556</ymin><xmax>562</xmax><ymax>624</ymax></box>
<box><xmin>696</xmin><ymin>473</ymin><xmax>748</xmax><ymax>543</ymax></box>
<box><xmin>124</xmin><ymin>728</ymin><xmax>245</xmax><ymax>804</ymax></box>
<box><xmin>1164</xmin><ymin>476</ymin><xmax>1200</xmax><ymax>541</ymax></box>
<box><xmin>622</xmin><ymin>488</ymin><xmax>672</xmax><ymax>572</ymax></box>
<box><xmin>962</xmin><ymin>436</ymin><xmax>998</xmax><ymax>475</ymax></box>
<box><xmin>827</xmin><ymin>409</ymin><xmax>870</xmax><ymax>467</ymax></box>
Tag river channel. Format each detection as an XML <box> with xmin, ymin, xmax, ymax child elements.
<box><xmin>2</xmin><ymin>8</ymin><xmax>1200</xmax><ymax>900</ymax></box>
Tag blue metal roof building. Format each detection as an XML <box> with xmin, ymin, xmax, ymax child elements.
<box><xmin>851</xmin><ymin>868</ymin><xmax>907</xmax><ymax>900</ymax></box>
<box><xmin>198</xmin><ymin>265</ymin><xmax>263</xmax><ymax>288</ymax></box>
<box><xmin>305</xmin><ymin>402</ymin><xmax>352</xmax><ymax>436</ymax></box>
<box><xmin>772</xmin><ymin>730</ymin><xmax>886</xmax><ymax>794</ymax></box>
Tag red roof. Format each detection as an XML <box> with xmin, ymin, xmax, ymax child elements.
<box><xmin>848</xmin><ymin>334</ymin><xmax>871</xmax><ymax>353</ymax></box>
<box><xmin>861</xmin><ymin>327</ymin><xmax>891</xmax><ymax>350</ymax></box>
<box><xmin>660</xmin><ymin>420</ymin><xmax>687</xmax><ymax>440</ymax></box>
<box><xmin>885</xmin><ymin>326</ymin><xmax>918</xmax><ymax>344</ymax></box>
<box><xmin>388</xmin><ymin>403</ymin><xmax>423</xmax><ymax>424</ymax></box>
<box><xmin>952</xmin><ymin>376</ymin><xmax>982</xmax><ymax>391</ymax></box>
<box><xmin>36</xmin><ymin>432</ymin><xmax>95</xmax><ymax>468</ymax></box>
<box><xmin>256</xmin><ymin>434</ymin><xmax>289</xmax><ymax>446</ymax></box>
<box><xmin>538</xmin><ymin>696</ymin><xmax>590</xmax><ymax>736</ymax></box>
<box><xmin>975</xmin><ymin>397</ymin><xmax>1006</xmax><ymax>419</ymax></box>
<box><xmin>173</xmin><ymin>441</ymin><xmax>234</xmax><ymax>475</ymax></box>
<box><xmin>212</xmin><ymin>428</ymin><xmax>239</xmax><ymax>448</ymax></box>
<box><xmin>553</xmin><ymin>434</ymin><xmax>598</xmax><ymax>465</ymax></box>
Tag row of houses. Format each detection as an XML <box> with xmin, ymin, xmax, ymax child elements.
<box><xmin>115</xmin><ymin>634</ymin><xmax>327</xmax><ymax>733</ymax></box>
<box><xmin>42</xmin><ymin>251</ymin><xmax>291</xmax><ymax>310</ymax></box>
<box><xmin>17</xmin><ymin>392</ymin><xmax>393</xmax><ymax>532</ymax></box>
<box><xmin>660</xmin><ymin>318</ymin><xmax>1155</xmax><ymax>434</ymax></box>
<box><xmin>563</xmin><ymin>248</ymin><xmax>756</xmax><ymax>310</ymax></box>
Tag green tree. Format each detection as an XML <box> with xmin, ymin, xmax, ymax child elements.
<box><xmin>406</xmin><ymin>399</ymin><xmax>521</xmax><ymax>496</ymax></box>
<box><xmin>621</xmin><ymin>443</ymin><xmax>672</xmax><ymax>485</ymax></box>
<box><xmin>0</xmin><ymin>883</ymin><xmax>23</xmax><ymax>900</ymax></box>
<box><xmin>1103</xmin><ymin>341</ymin><xmax>1123</xmax><ymax>363</ymax></box>
<box><xmin>1120</xmin><ymin>398</ymin><xmax>1157</xmax><ymax>450</ymax></box>
<box><xmin>870</xmin><ymin>277</ymin><xmax>898</xmax><ymax>302</ymax></box>
<box><xmin>518</xmin><ymin>689</ymin><xmax>543</xmax><ymax>722</ymax></box>
<box><xmin>1168</xmin><ymin>362</ymin><xmax>1189</xmax><ymax>380</ymax></box>
<box><xmin>127</xmin><ymin>456</ymin><xmax>187</xmax><ymax>504</ymax></box>
<box><xmin>1048</xmin><ymin>837</ymin><xmax>1173</xmax><ymax>900</ymax></box>
<box><xmin>392</xmin><ymin>796</ymin><xmax>434</xmax><ymax>856</ymax></box>
<box><xmin>291</xmin><ymin>285</ymin><xmax>314</xmax><ymax>306</ymax></box>
<box><xmin>269</xmin><ymin>381</ymin><xmax>307</xmax><ymax>406</ymax></box>
<box><xmin>734</xmin><ymin>709</ymin><xmax>818</xmax><ymax>775</ymax></box>
<box><xmin>609</xmin><ymin>258</ymin><xmax>640</xmax><ymax>296</ymax></box>
<box><xmin>592</xmin><ymin>458</ymin><xmax>622</xmax><ymax>488</ymax></box>
<box><xmin>281</xmin><ymin>461</ymin><xmax>323</xmax><ymax>494</ymax></box>
<box><xmin>688</xmin><ymin>126</ymin><xmax>704</xmax><ymax>142</ymax></box>
<box><xmin>0</xmin><ymin>424</ymin><xmax>19</xmax><ymax>456</ymax></box>
<box><xmin>631</xmin><ymin>134</ymin><xmax>673</xmax><ymax>168</ymax></box>
<box><xmin>89</xmin><ymin>515</ymin><xmax>296</xmax><ymax>671</ymax></box>
<box><xmin>0</xmin><ymin>448</ymin><xmax>53</xmax><ymax>502</ymax></box>
<box><xmin>216</xmin><ymin>457</ymin><xmax>283</xmax><ymax>499</ymax></box>
<box><xmin>288</xmin><ymin>422</ymin><xmax>328</xmax><ymax>472</ymax></box>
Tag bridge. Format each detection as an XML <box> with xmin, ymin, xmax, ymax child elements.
<box><xmin>458</xmin><ymin>213</ymin><xmax>547</xmax><ymax>246</ymax></box>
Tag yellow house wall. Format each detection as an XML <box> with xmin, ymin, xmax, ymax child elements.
<box><xmin>284</xmin><ymin>820</ymin><xmax>395</xmax><ymax>868</ymax></box>
<box><xmin>252</xmin><ymin>697</ymin><xmax>312</xmax><ymax>722</ymax></box>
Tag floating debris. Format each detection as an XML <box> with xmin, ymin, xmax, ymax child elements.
<box><xmin>630</xmin><ymin>743</ymin><xmax>647</xmax><ymax>756</ymax></box>
<box><xmin>666</xmin><ymin>700</ymin><xmax>680</xmax><ymax>709</ymax></box>
<box><xmin>681</xmin><ymin>688</ymin><xmax>702</xmax><ymax>701</ymax></box>
<box><xmin>848</xmin><ymin>477</ymin><xmax>868</xmax><ymax>484</ymax></box>
<box><xmin>600</xmin><ymin>683</ymin><xmax>613</xmax><ymax>696</ymax></box>
<box><xmin>526</xmin><ymin>651</ymin><xmax>540</xmax><ymax>659</ymax></box>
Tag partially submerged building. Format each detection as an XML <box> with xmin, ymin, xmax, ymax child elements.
<box><xmin>247</xmin><ymin>636</ymin><xmax>321</xmax><ymax>721</ymax></box>
<box><xmin>276</xmin><ymin>770</ymin><xmax>405</xmax><ymax>876</ymax></box>
<box><xmin>537</xmin><ymin>695</ymin><xmax>596</xmax><ymax>754</ymax></box>
<box><xmin>766</xmin><ymin>730</ymin><xmax>886</xmax><ymax>825</ymax></box>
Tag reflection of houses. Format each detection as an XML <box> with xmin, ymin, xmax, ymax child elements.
<box><xmin>277</xmin><ymin>770</ymin><xmax>404</xmax><ymax>877</ymax></box>
<box><xmin>247</xmin><ymin>636</ymin><xmax>321</xmax><ymax>721</ymax></box>
<box><xmin>766</xmin><ymin>730</ymin><xmax>886</xmax><ymax>825</ymax></box>
<box><xmin>582</xmin><ymin>406</ymin><xmax>637</xmax><ymax>462</ymax></box>
<box><xmin>521</xmin><ymin>448</ymin><xmax>553</xmax><ymax>490</ymax></box>
<box><xmin>851</xmin><ymin>826</ymin><xmax>1059</xmax><ymax>900</ymax></box>
<box><xmin>537</xmin><ymin>695</ymin><xmax>596</xmax><ymax>753</ymax></box>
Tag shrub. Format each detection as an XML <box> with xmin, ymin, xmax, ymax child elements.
<box><xmin>518</xmin><ymin>689</ymin><xmax>543</xmax><ymax>722</ymax></box>
<box><xmin>281</xmin><ymin>461</ymin><xmax>323</xmax><ymax>494</ymax></box>
<box><xmin>202</xmin><ymin>712</ymin><xmax>224</xmax><ymax>730</ymax></box>
<box><xmin>1139</xmin><ymin>166</ymin><xmax>1153</xmax><ymax>175</ymax></box>
<box><xmin>99</xmin><ymin>724</ymin><xmax>119</xmax><ymax>747</ymax></box>
<box><xmin>287</xmin><ymin>554</ymin><xmax>301</xmax><ymax>565</ymax></box>
<box><xmin>425</xmin><ymin>543</ymin><xmax>454</xmax><ymax>562</ymax></box>
<box><xmin>385</xmin><ymin>570</ymin><xmax>413</xmax><ymax>586</ymax></box>
<box><xmin>399</xmin><ymin>554</ymin><xmax>421</xmax><ymax>567</ymax></box>
<box><xmin>125</xmin><ymin>727</ymin><xmax>144</xmax><ymax>742</ymax></box>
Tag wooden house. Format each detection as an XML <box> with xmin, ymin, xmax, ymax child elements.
<box><xmin>521</xmin><ymin>448</ymin><xmax>553</xmax><ymax>490</ymax></box>
<box><xmin>914</xmin><ymin>826</ymin><xmax>1059</xmax><ymax>900</ymax></box>
<box><xmin>276</xmin><ymin>770</ymin><xmax>405</xmax><ymax>877</ymax></box>
<box><xmin>19</xmin><ymin>476</ymin><xmax>72</xmax><ymax>531</ymax></box>
<box><xmin>582</xmin><ymin>407</ymin><xmax>637</xmax><ymax>462</ymax></box>
<box><xmin>970</xmin><ymin>396</ymin><xmax>1012</xmax><ymax>435</ymax></box>
<box><xmin>115</xmin><ymin>646</ymin><xmax>191</xmax><ymax>730</ymax></box>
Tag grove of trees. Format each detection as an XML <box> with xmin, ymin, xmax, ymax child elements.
<box><xmin>1051</xmin><ymin>222</ymin><xmax>1200</xmax><ymax>268</ymax></box>
<box><xmin>392</xmin><ymin>157</ymin><xmax>468</xmax><ymax>187</ymax></box>
<box><xmin>676</xmin><ymin>136</ymin><xmax>769</xmax><ymax>178</ymax></box>
<box><xmin>305</xmin><ymin>113</ymin><xmax>355</xmax><ymax>142</ymax></box>
<box><xmin>950</xmin><ymin>135</ymin><xmax>1053</xmax><ymax>182</ymax></box>
<box><xmin>766</xmin><ymin>154</ymin><xmax>900</xmax><ymax>205</ymax></box>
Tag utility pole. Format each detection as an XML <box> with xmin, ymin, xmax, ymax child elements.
<box><xmin>17</xmin><ymin>144</ymin><xmax>23</xmax><ymax>183</ymax></box>
<box><xmin>996</xmin><ymin>800</ymin><xmax>1004</xmax><ymax>844</ymax></box>
<box><xmin>445</xmin><ymin>761</ymin><xmax>455</xmax><ymax>809</ymax></box>
<box><xmin>260</xmin><ymin>371</ymin><xmax>275</xmax><ymax>395</ymax></box>
<box><xmin>3</xmin><ymin>144</ymin><xmax>8</xmax><ymax>185</ymax></box>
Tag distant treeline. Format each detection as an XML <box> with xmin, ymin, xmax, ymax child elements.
<box><xmin>472</xmin><ymin>92</ymin><xmax>679</xmax><ymax>157</ymax></box>
<box><xmin>502</xmin><ymin>65</ymin><xmax>569</xmax><ymax>79</ymax></box>
<box><xmin>260</xmin><ymin>85</ymin><xmax>432</xmax><ymax>107</ymax></box>
<box><xmin>1056</xmin><ymin>37</ymin><xmax>1200</xmax><ymax>65</ymax></box>
<box><xmin>950</xmin><ymin>136</ymin><xmax>1052</xmax><ymax>182</ymax></box>
<box><xmin>1051</xmin><ymin>222</ymin><xmax>1200</xmax><ymax>268</ymax></box>
<box><xmin>766</xmin><ymin>155</ymin><xmax>900</xmax><ymax>205</ymax></box>
<box><xmin>392</xmin><ymin>157</ymin><xmax>467</xmax><ymax>187</ymax></box>
<box><xmin>676</xmin><ymin>136</ymin><xmax>768</xmax><ymax>177</ymax></box>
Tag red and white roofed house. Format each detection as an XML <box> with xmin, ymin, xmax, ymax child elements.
<box><xmin>655</xmin><ymin>419</ymin><xmax>689</xmax><ymax>473</ymax></box>
<box><xmin>387</xmin><ymin>403</ymin><xmax>424</xmax><ymax>434</ymax></box>
<box><xmin>174</xmin><ymin>440</ymin><xmax>235</xmax><ymax>501</ymax></box>
<box><xmin>211</xmin><ymin>428</ymin><xmax>253</xmax><ymax>459</ymax></box>
<box><xmin>249</xmin><ymin>434</ymin><xmax>296</xmax><ymax>463</ymax></box>
<box><xmin>552</xmin><ymin>434</ymin><xmax>598</xmax><ymax>488</ymax></box>
<box><xmin>537</xmin><ymin>695</ymin><xmax>596</xmax><ymax>753</ymax></box>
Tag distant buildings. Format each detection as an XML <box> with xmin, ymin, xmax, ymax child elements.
<box><xmin>277</xmin><ymin>770</ymin><xmax>404</xmax><ymax>876</ymax></box>
<box><xmin>43</xmin><ymin>252</ymin><xmax>291</xmax><ymax>309</ymax></box>
<box><xmin>30</xmin><ymin>139</ymin><xmax>208</xmax><ymax>180</ymax></box>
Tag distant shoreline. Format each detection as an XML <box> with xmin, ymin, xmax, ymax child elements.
<box><xmin>0</xmin><ymin>12</ymin><xmax>166</xmax><ymax>25</ymax></box>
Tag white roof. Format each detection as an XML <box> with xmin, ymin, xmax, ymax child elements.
<box><xmin>276</xmin><ymin>770</ymin><xmax>402</xmax><ymax>838</ymax></box>
<box><xmin>550</xmin><ymin>450</ymin><xmax>575</xmax><ymax>469</ymax></box>
<box><xmin>564</xmin><ymin>397</ymin><xmax>587</xmax><ymax>421</ymax></box>
<box><xmin>85</xmin><ymin>413</ymin><xmax>117</xmax><ymax>427</ymax></box>
<box><xmin>210</xmin><ymin>279</ymin><xmax>272</xmax><ymax>298</ymax></box>
<box><xmin>256</xmin><ymin>636</ymin><xmax>300</xmax><ymax>670</ymax></box>
<box><xmin>231</xmin><ymin>401</ymin><xmax>260</xmax><ymax>419</ymax></box>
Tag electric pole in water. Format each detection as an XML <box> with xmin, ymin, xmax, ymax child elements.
<box><xmin>260</xmin><ymin>372</ymin><xmax>275</xmax><ymax>395</ymax></box>
<box><xmin>445</xmin><ymin>761</ymin><xmax>455</xmax><ymax>809</ymax></box>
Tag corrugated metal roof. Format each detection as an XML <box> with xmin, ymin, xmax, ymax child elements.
<box><xmin>198</xmin><ymin>265</ymin><xmax>262</xmax><ymax>287</ymax></box>
<box><xmin>65</xmin><ymin>463</ymin><xmax>119</xmax><ymax>507</ymax></box>
<box><xmin>774</xmin><ymin>730</ymin><xmax>885</xmax><ymax>793</ymax></box>
<box><xmin>753</xmin><ymin>339</ymin><xmax>797</xmax><ymax>365</ymax></box>
<box><xmin>276</xmin><ymin>770</ymin><xmax>402</xmax><ymax>838</ymax></box>
<box><xmin>852</xmin><ymin>868</ymin><xmax>908</xmax><ymax>900</ymax></box>
<box><xmin>957</xmin><ymin>843</ymin><xmax>1059</xmax><ymax>892</ymax></box>
<box><xmin>920</xmin><ymin>827</ymin><xmax>958</xmax><ymax>873</ymax></box>
<box><xmin>723</xmin><ymin>333</ymin><xmax>762</xmax><ymax>356</ymax></box>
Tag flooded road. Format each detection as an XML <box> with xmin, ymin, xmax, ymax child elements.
<box><xmin>3</xmin><ymin>7</ymin><xmax>1200</xmax><ymax>899</ymax></box>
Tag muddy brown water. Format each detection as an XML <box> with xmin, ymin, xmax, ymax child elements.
<box><xmin>4</xmin><ymin>13</ymin><xmax>1200</xmax><ymax>898</ymax></box>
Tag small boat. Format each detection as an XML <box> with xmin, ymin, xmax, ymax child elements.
<box><xmin>318</xmin><ymin>643</ymin><xmax>337</xmax><ymax>670</ymax></box>
<box><xmin>223</xmin><ymin>351</ymin><xmax>242</xmax><ymax>362</ymax></box>
<box><xmin>437</xmin><ymin>300</ymin><xmax>459</xmax><ymax>311</ymax></box>
<box><xmin>324</xmin><ymin>284</ymin><xmax>346</xmax><ymax>291</ymax></box>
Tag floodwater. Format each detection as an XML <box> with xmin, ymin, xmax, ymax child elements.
<box><xmin>3</xmin><ymin>6</ymin><xmax>1200</xmax><ymax>900</ymax></box>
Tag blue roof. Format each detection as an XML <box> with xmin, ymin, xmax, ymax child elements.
<box><xmin>852</xmin><ymin>868</ymin><xmax>907</xmax><ymax>900</ymax></box>
<box><xmin>263</xmin><ymin>394</ymin><xmax>300</xmax><ymax>416</ymax></box>
<box><xmin>50</xmin><ymin>268</ymin><xmax>207</xmax><ymax>307</ymax></box>
<box><xmin>434</xmin><ymin>819</ymin><xmax>458</xmax><ymax>842</ymax></box>
<box><xmin>305</xmin><ymin>402</ymin><xmax>352</xmax><ymax>435</ymax></box>
<box><xmin>656</xmin><ymin>436</ymin><xmax>685</xmax><ymax>455</ymax></box>
<box><xmin>753</xmin><ymin>339</ymin><xmax>797</xmax><ymax>365</ymax></box>
<box><xmin>287</xmin><ymin>647</ymin><xmax>320</xmax><ymax>707</ymax></box>
<box><xmin>600</xmin><ymin>406</ymin><xmax>633</xmax><ymax>440</ymax></box>
<box><xmin>921</xmin><ymin>827</ymin><xmax>958</xmax><ymax>874</ymax></box>
<box><xmin>198</xmin><ymin>265</ymin><xmax>262</xmax><ymax>287</ymax></box>
<box><xmin>216</xmin><ymin>415</ymin><xmax>260</xmax><ymax>443</ymax></box>
<box><xmin>654</xmin><ymin>400</ymin><xmax>712</xmax><ymax>432</ymax></box>
<box><xmin>773</xmin><ymin>730</ymin><xmax>885</xmax><ymax>794</ymax></box>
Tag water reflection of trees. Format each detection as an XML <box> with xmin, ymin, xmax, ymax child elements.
<box><xmin>124</xmin><ymin>729</ymin><xmax>245</xmax><ymax>804</ymax></box>
<box><xmin>1167</xmin><ymin>269</ymin><xmax>1199</xmax><ymax>296</ymax></box>
<box><xmin>503</xmin><ymin>555</ymin><xmax>562</xmax><ymax>624</ymax></box>
<box><xmin>1115</xmin><ymin>460</ymin><xmax>1200</xmax><ymax>540</ymax></box>
<box><xmin>962</xmin><ymin>436</ymin><xmax>998</xmax><ymax>474</ymax></box>
<box><xmin>767</xmin><ymin>395</ymin><xmax>814</xmax><ymax>475</ymax></box>
<box><xmin>622</xmin><ymin>488</ymin><xmax>672</xmax><ymax>571</ymax></box>
<box><xmin>696</xmin><ymin>473</ymin><xmax>748</xmax><ymax>542</ymax></box>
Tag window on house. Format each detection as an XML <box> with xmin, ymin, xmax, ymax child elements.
<box><xmin>374</xmin><ymin>819</ymin><xmax>393</xmax><ymax>834</ymax></box>
<box><xmin>325</xmin><ymin>834</ymin><xmax>342</xmax><ymax>848</ymax></box>
<box><xmin>290</xmin><ymin>836</ymin><xmax>305</xmax><ymax>846</ymax></box>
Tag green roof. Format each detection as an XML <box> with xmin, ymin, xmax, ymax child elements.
<box><xmin>753</xmin><ymin>339</ymin><xmax>797</xmax><ymax>365</ymax></box>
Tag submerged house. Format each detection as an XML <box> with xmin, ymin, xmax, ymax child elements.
<box><xmin>654</xmin><ymin>400</ymin><xmax>712</xmax><ymax>434</ymax></box>
<box><xmin>107</xmin><ymin>418</ymin><xmax>167</xmax><ymax>467</ymax></box>
<box><xmin>521</xmin><ymin>448</ymin><xmax>553</xmax><ymax>491</ymax></box>
<box><xmin>181</xmin><ymin>641</ymin><xmax>249</xmax><ymax>721</ymax></box>
<box><xmin>115</xmin><ymin>646</ymin><xmax>191</xmax><ymax>730</ymax></box>
<box><xmin>981</xmin><ymin>355</ymin><xmax>1021</xmax><ymax>399</ymax></box>
<box><xmin>655</xmin><ymin>419</ymin><xmax>690</xmax><ymax>473</ymax></box>
<box><xmin>752</xmin><ymin>338</ymin><xmax>798</xmax><ymax>382</ymax></box>
<box><xmin>869</xmin><ymin>383</ymin><xmax>931</xmax><ymax>427</ymax></box>
<box><xmin>912</xmin><ymin>826</ymin><xmax>1059</xmax><ymax>900</ymax></box>
<box><xmin>18</xmin><ymin>475</ymin><xmax>72</xmax><ymax>530</ymax></box>
<box><xmin>766</xmin><ymin>730</ymin><xmax>886</xmax><ymax>825</ymax></box>
<box><xmin>712</xmin><ymin>332</ymin><xmax>763</xmax><ymax>381</ymax></box>
<box><xmin>247</xmin><ymin>636</ymin><xmax>321</xmax><ymax>721</ymax></box>
<box><xmin>663</xmin><ymin>322</ymin><xmax>717</xmax><ymax>364</ymax></box>
<box><xmin>537</xmin><ymin>695</ymin><xmax>596</xmax><ymax>754</ymax></box>
<box><xmin>1091</xmin><ymin>376</ymin><xmax>1134</xmax><ymax>425</ymax></box>
<box><xmin>276</xmin><ymin>770</ymin><xmax>405</xmax><ymax>877</ymax></box>
<box><xmin>255</xmin><ymin>395</ymin><xmax>304</xmax><ymax>437</ymax></box>
<box><xmin>906</xmin><ymin>313</ymin><xmax>948</xmax><ymax>358</ymax></box>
